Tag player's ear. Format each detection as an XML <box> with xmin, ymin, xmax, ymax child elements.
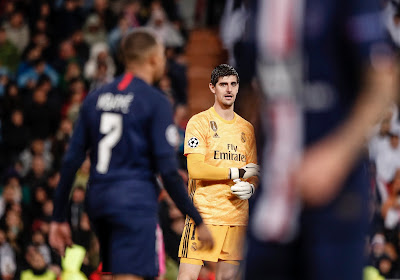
<box><xmin>209</xmin><ymin>83</ymin><xmax>216</xmax><ymax>94</ymax></box>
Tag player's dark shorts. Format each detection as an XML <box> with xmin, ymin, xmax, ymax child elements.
<box><xmin>245</xmin><ymin>162</ymin><xmax>369</xmax><ymax>280</ymax></box>
<box><xmin>85</xmin><ymin>179</ymin><xmax>160</xmax><ymax>277</ymax></box>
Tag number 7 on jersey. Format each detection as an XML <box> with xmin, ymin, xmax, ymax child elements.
<box><xmin>96</xmin><ymin>112</ymin><xmax>123</xmax><ymax>174</ymax></box>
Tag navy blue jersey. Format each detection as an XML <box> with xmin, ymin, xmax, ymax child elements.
<box><xmin>302</xmin><ymin>0</ymin><xmax>389</xmax><ymax>145</ymax></box>
<box><xmin>78</xmin><ymin>73</ymin><xmax>178</xmax><ymax>183</ymax></box>
<box><xmin>52</xmin><ymin>73</ymin><xmax>182</xmax><ymax>221</ymax></box>
<box><xmin>250</xmin><ymin>0</ymin><xmax>391</xmax><ymax>245</ymax></box>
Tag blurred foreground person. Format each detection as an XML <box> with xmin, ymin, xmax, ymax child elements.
<box><xmin>245</xmin><ymin>0</ymin><xmax>399</xmax><ymax>280</ymax></box>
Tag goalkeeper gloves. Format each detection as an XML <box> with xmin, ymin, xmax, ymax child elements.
<box><xmin>231</xmin><ymin>179</ymin><xmax>255</xmax><ymax>200</ymax></box>
<box><xmin>229</xmin><ymin>163</ymin><xmax>260</xmax><ymax>179</ymax></box>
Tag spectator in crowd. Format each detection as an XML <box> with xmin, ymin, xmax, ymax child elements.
<box><xmin>59</xmin><ymin>61</ymin><xmax>83</xmax><ymax>93</ymax></box>
<box><xmin>20</xmin><ymin>245</ymin><xmax>57</xmax><ymax>280</ymax></box>
<box><xmin>31</xmin><ymin>186</ymin><xmax>49</xmax><ymax>221</ymax></box>
<box><xmin>31</xmin><ymin>230</ymin><xmax>52</xmax><ymax>266</ymax></box>
<box><xmin>17</xmin><ymin>58</ymin><xmax>59</xmax><ymax>89</ymax></box>
<box><xmin>17</xmin><ymin>46</ymin><xmax>42</xmax><ymax>79</ymax></box>
<box><xmin>165</xmin><ymin>47</ymin><xmax>188</xmax><ymax>104</ymax></box>
<box><xmin>44</xmin><ymin>170</ymin><xmax>60</xmax><ymax>200</ymax></box>
<box><xmin>89</xmin><ymin>61</ymin><xmax>113</xmax><ymax>90</ymax></box>
<box><xmin>54</xmin><ymin>0</ymin><xmax>85</xmax><ymax>41</ymax></box>
<box><xmin>51</xmin><ymin>119</ymin><xmax>73</xmax><ymax>170</ymax></box>
<box><xmin>0</xmin><ymin>227</ymin><xmax>16</xmax><ymax>280</ymax></box>
<box><xmin>108</xmin><ymin>17</ymin><xmax>133</xmax><ymax>56</ymax></box>
<box><xmin>71</xmin><ymin>29</ymin><xmax>90</xmax><ymax>64</ymax></box>
<box><xmin>1</xmin><ymin>82</ymin><xmax>22</xmax><ymax>120</ymax></box>
<box><xmin>83</xmin><ymin>14</ymin><xmax>107</xmax><ymax>46</ymax></box>
<box><xmin>2</xmin><ymin>11</ymin><xmax>30</xmax><ymax>54</ymax></box>
<box><xmin>146</xmin><ymin>7</ymin><xmax>185</xmax><ymax>48</ymax></box>
<box><xmin>4</xmin><ymin>208</ymin><xmax>25</xmax><ymax>255</ymax></box>
<box><xmin>123</xmin><ymin>0</ymin><xmax>142</xmax><ymax>28</ymax></box>
<box><xmin>0</xmin><ymin>182</ymin><xmax>21</xmax><ymax>221</ymax></box>
<box><xmin>2</xmin><ymin>109</ymin><xmax>30</xmax><ymax>164</ymax></box>
<box><xmin>0</xmin><ymin>27</ymin><xmax>20</xmax><ymax>75</ymax></box>
<box><xmin>84</xmin><ymin>42</ymin><xmax>115</xmax><ymax>82</ymax></box>
<box><xmin>23</xmin><ymin>87</ymin><xmax>57</xmax><ymax>139</ymax></box>
<box><xmin>61</xmin><ymin>78</ymin><xmax>86</xmax><ymax>124</ymax></box>
<box><xmin>24</xmin><ymin>32</ymin><xmax>52</xmax><ymax>62</ymax></box>
<box><xmin>52</xmin><ymin>40</ymin><xmax>79</xmax><ymax>75</ymax></box>
<box><xmin>90</xmin><ymin>0</ymin><xmax>117</xmax><ymax>32</ymax></box>
<box><xmin>19</xmin><ymin>138</ymin><xmax>53</xmax><ymax>177</ymax></box>
<box><xmin>24</xmin><ymin>156</ymin><xmax>49</xmax><ymax>190</ymax></box>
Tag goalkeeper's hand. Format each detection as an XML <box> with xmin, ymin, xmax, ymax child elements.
<box><xmin>231</xmin><ymin>179</ymin><xmax>255</xmax><ymax>200</ymax></box>
<box><xmin>229</xmin><ymin>163</ymin><xmax>260</xmax><ymax>179</ymax></box>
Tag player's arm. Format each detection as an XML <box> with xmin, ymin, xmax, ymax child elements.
<box><xmin>187</xmin><ymin>153</ymin><xmax>259</xmax><ymax>180</ymax></box>
<box><xmin>50</xmin><ymin>105</ymin><xmax>90</xmax><ymax>256</ymax></box>
<box><xmin>296</xmin><ymin>1</ymin><xmax>399</xmax><ymax>206</ymax></box>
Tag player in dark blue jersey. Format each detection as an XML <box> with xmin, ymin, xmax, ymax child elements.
<box><xmin>244</xmin><ymin>0</ymin><xmax>399</xmax><ymax>279</ymax></box>
<box><xmin>49</xmin><ymin>29</ymin><xmax>214</xmax><ymax>280</ymax></box>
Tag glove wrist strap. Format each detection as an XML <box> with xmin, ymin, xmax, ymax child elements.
<box><xmin>230</xmin><ymin>168</ymin><xmax>239</xmax><ymax>179</ymax></box>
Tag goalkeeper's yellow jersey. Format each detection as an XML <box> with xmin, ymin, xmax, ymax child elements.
<box><xmin>184</xmin><ymin>107</ymin><xmax>257</xmax><ymax>226</ymax></box>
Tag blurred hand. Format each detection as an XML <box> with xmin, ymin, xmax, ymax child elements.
<box><xmin>196</xmin><ymin>223</ymin><xmax>214</xmax><ymax>250</ymax></box>
<box><xmin>49</xmin><ymin>222</ymin><xmax>73</xmax><ymax>257</ymax></box>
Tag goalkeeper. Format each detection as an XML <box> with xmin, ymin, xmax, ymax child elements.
<box><xmin>177</xmin><ymin>64</ymin><xmax>259</xmax><ymax>280</ymax></box>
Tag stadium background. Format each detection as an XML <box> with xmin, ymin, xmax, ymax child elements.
<box><xmin>0</xmin><ymin>0</ymin><xmax>398</xmax><ymax>279</ymax></box>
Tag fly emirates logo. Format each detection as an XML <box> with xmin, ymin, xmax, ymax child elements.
<box><xmin>213</xmin><ymin>144</ymin><xmax>246</xmax><ymax>162</ymax></box>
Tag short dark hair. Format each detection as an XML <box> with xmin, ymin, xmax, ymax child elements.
<box><xmin>210</xmin><ymin>64</ymin><xmax>239</xmax><ymax>85</ymax></box>
<box><xmin>121</xmin><ymin>28</ymin><xmax>159</xmax><ymax>63</ymax></box>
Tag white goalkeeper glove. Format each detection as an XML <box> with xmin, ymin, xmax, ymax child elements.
<box><xmin>229</xmin><ymin>163</ymin><xmax>260</xmax><ymax>179</ymax></box>
<box><xmin>231</xmin><ymin>179</ymin><xmax>255</xmax><ymax>200</ymax></box>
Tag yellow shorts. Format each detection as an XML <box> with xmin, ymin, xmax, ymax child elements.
<box><xmin>178</xmin><ymin>219</ymin><xmax>246</xmax><ymax>265</ymax></box>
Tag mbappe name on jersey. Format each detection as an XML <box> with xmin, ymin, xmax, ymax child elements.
<box><xmin>96</xmin><ymin>92</ymin><xmax>134</xmax><ymax>113</ymax></box>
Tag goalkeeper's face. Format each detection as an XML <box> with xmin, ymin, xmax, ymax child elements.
<box><xmin>210</xmin><ymin>75</ymin><xmax>239</xmax><ymax>108</ymax></box>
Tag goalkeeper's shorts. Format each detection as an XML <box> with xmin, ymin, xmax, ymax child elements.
<box><xmin>178</xmin><ymin>218</ymin><xmax>246</xmax><ymax>265</ymax></box>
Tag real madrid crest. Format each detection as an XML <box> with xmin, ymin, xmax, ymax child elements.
<box><xmin>210</xmin><ymin>121</ymin><xmax>218</xmax><ymax>132</ymax></box>
<box><xmin>241</xmin><ymin>132</ymin><xmax>246</xmax><ymax>143</ymax></box>
<box><xmin>191</xmin><ymin>242</ymin><xmax>197</xmax><ymax>251</ymax></box>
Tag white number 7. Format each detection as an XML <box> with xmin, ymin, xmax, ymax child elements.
<box><xmin>96</xmin><ymin>112</ymin><xmax>123</xmax><ymax>174</ymax></box>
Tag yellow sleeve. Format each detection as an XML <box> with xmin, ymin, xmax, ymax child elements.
<box><xmin>187</xmin><ymin>153</ymin><xmax>230</xmax><ymax>180</ymax></box>
<box><xmin>184</xmin><ymin>115</ymin><xmax>208</xmax><ymax>156</ymax></box>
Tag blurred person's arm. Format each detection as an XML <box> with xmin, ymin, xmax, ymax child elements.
<box><xmin>298</xmin><ymin>59</ymin><xmax>399</xmax><ymax>206</ymax></box>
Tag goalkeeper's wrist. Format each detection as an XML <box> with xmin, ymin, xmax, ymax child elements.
<box><xmin>230</xmin><ymin>168</ymin><xmax>238</xmax><ymax>179</ymax></box>
<box><xmin>230</xmin><ymin>168</ymin><xmax>245</xmax><ymax>179</ymax></box>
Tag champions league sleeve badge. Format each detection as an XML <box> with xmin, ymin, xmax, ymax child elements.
<box><xmin>187</xmin><ymin>137</ymin><xmax>199</xmax><ymax>148</ymax></box>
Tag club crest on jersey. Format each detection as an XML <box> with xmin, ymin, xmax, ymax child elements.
<box><xmin>191</xmin><ymin>242</ymin><xmax>197</xmax><ymax>251</ymax></box>
<box><xmin>210</xmin><ymin>121</ymin><xmax>218</xmax><ymax>132</ymax></box>
<box><xmin>241</xmin><ymin>132</ymin><xmax>246</xmax><ymax>143</ymax></box>
<box><xmin>188</xmin><ymin>137</ymin><xmax>199</xmax><ymax>148</ymax></box>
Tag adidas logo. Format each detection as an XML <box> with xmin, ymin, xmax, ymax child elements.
<box><xmin>213</xmin><ymin>133</ymin><xmax>219</xmax><ymax>138</ymax></box>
